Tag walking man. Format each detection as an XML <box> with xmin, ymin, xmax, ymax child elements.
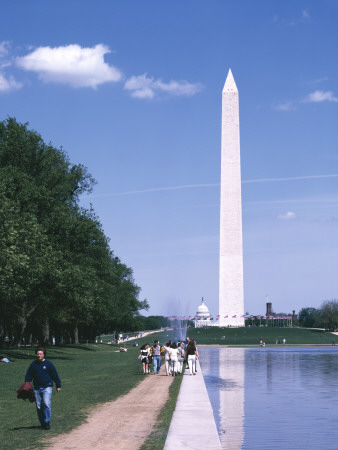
<box><xmin>152</xmin><ymin>340</ymin><xmax>162</xmax><ymax>374</ymax></box>
<box><xmin>25</xmin><ymin>347</ymin><xmax>61</xmax><ymax>430</ymax></box>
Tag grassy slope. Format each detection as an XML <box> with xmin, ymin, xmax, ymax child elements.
<box><xmin>1</xmin><ymin>327</ymin><xmax>334</xmax><ymax>449</ymax></box>
<box><xmin>0</xmin><ymin>344</ymin><xmax>142</xmax><ymax>450</ymax></box>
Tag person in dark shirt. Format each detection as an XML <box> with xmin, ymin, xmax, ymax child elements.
<box><xmin>25</xmin><ymin>347</ymin><xmax>61</xmax><ymax>430</ymax></box>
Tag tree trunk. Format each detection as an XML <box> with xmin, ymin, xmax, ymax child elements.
<box><xmin>42</xmin><ymin>319</ymin><xmax>50</xmax><ymax>346</ymax></box>
<box><xmin>0</xmin><ymin>318</ymin><xmax>5</xmax><ymax>347</ymax></box>
<box><xmin>73</xmin><ymin>323</ymin><xmax>79</xmax><ymax>345</ymax></box>
<box><xmin>15</xmin><ymin>303</ymin><xmax>39</xmax><ymax>348</ymax></box>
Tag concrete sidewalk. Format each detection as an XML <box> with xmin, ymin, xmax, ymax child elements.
<box><xmin>164</xmin><ymin>359</ymin><xmax>221</xmax><ymax>449</ymax></box>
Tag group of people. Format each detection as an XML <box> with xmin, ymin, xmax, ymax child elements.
<box><xmin>16</xmin><ymin>335</ymin><xmax>199</xmax><ymax>431</ymax></box>
<box><xmin>138</xmin><ymin>337</ymin><xmax>199</xmax><ymax>376</ymax></box>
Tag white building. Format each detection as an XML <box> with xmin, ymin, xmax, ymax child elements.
<box><xmin>194</xmin><ymin>298</ymin><xmax>212</xmax><ymax>328</ymax></box>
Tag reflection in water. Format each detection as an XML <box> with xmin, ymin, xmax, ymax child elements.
<box><xmin>200</xmin><ymin>348</ymin><xmax>244</xmax><ymax>449</ymax></box>
<box><xmin>200</xmin><ymin>347</ymin><xmax>338</xmax><ymax>449</ymax></box>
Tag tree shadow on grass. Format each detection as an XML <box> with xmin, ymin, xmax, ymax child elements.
<box><xmin>64</xmin><ymin>345</ymin><xmax>97</xmax><ymax>352</ymax></box>
<box><xmin>2</xmin><ymin>350</ymin><xmax>73</xmax><ymax>361</ymax></box>
<box><xmin>1</xmin><ymin>351</ymin><xmax>36</xmax><ymax>360</ymax></box>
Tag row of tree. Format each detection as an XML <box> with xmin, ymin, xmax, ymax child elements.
<box><xmin>298</xmin><ymin>300</ymin><xmax>338</xmax><ymax>330</ymax></box>
<box><xmin>0</xmin><ymin>118</ymin><xmax>148</xmax><ymax>347</ymax></box>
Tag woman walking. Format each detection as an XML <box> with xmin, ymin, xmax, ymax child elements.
<box><xmin>185</xmin><ymin>340</ymin><xmax>199</xmax><ymax>375</ymax></box>
<box><xmin>169</xmin><ymin>342</ymin><xmax>179</xmax><ymax>376</ymax></box>
<box><xmin>177</xmin><ymin>341</ymin><xmax>185</xmax><ymax>374</ymax></box>
<box><xmin>139</xmin><ymin>343</ymin><xmax>150</xmax><ymax>374</ymax></box>
<box><xmin>163</xmin><ymin>341</ymin><xmax>172</xmax><ymax>376</ymax></box>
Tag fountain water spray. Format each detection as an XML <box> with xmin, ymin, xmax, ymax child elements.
<box><xmin>175</xmin><ymin>318</ymin><xmax>188</xmax><ymax>342</ymax></box>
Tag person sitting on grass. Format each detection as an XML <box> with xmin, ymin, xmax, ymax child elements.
<box><xmin>25</xmin><ymin>347</ymin><xmax>61</xmax><ymax>430</ymax></box>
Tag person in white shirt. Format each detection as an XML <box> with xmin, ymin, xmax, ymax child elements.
<box><xmin>163</xmin><ymin>342</ymin><xmax>172</xmax><ymax>376</ymax></box>
<box><xmin>138</xmin><ymin>343</ymin><xmax>150</xmax><ymax>374</ymax></box>
<box><xmin>177</xmin><ymin>341</ymin><xmax>185</xmax><ymax>373</ymax></box>
<box><xmin>169</xmin><ymin>342</ymin><xmax>179</xmax><ymax>376</ymax></box>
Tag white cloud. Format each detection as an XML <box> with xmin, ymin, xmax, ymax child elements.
<box><xmin>309</xmin><ymin>77</ymin><xmax>328</xmax><ymax>85</ymax></box>
<box><xmin>273</xmin><ymin>101</ymin><xmax>295</xmax><ymax>111</ymax></box>
<box><xmin>0</xmin><ymin>41</ymin><xmax>10</xmax><ymax>58</ymax></box>
<box><xmin>0</xmin><ymin>73</ymin><xmax>22</xmax><ymax>92</ymax></box>
<box><xmin>16</xmin><ymin>44</ymin><xmax>123</xmax><ymax>88</ymax></box>
<box><xmin>124</xmin><ymin>73</ymin><xmax>202</xmax><ymax>99</ymax></box>
<box><xmin>0</xmin><ymin>72</ymin><xmax>22</xmax><ymax>92</ymax></box>
<box><xmin>302</xmin><ymin>9</ymin><xmax>310</xmax><ymax>20</ymax></box>
<box><xmin>304</xmin><ymin>90</ymin><xmax>338</xmax><ymax>103</ymax></box>
<box><xmin>0</xmin><ymin>43</ymin><xmax>22</xmax><ymax>92</ymax></box>
<box><xmin>124</xmin><ymin>74</ymin><xmax>155</xmax><ymax>99</ymax></box>
<box><xmin>277</xmin><ymin>212</ymin><xmax>296</xmax><ymax>220</ymax></box>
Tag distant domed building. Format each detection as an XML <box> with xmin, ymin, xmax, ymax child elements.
<box><xmin>194</xmin><ymin>298</ymin><xmax>212</xmax><ymax>328</ymax></box>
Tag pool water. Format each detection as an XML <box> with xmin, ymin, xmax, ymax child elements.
<box><xmin>199</xmin><ymin>347</ymin><xmax>338</xmax><ymax>449</ymax></box>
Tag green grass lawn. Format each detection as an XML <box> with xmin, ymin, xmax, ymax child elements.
<box><xmin>0</xmin><ymin>344</ymin><xmax>143</xmax><ymax>450</ymax></box>
<box><xmin>1</xmin><ymin>327</ymin><xmax>334</xmax><ymax>449</ymax></box>
<box><xmin>127</xmin><ymin>326</ymin><xmax>337</xmax><ymax>347</ymax></box>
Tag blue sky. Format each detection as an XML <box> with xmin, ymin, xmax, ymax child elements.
<box><xmin>1</xmin><ymin>1</ymin><xmax>337</xmax><ymax>317</ymax></box>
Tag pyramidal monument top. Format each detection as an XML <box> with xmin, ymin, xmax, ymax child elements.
<box><xmin>223</xmin><ymin>69</ymin><xmax>238</xmax><ymax>93</ymax></box>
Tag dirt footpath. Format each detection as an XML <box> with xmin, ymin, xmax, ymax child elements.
<box><xmin>45</xmin><ymin>369</ymin><xmax>174</xmax><ymax>450</ymax></box>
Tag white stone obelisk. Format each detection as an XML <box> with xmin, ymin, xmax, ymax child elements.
<box><xmin>218</xmin><ymin>69</ymin><xmax>244</xmax><ymax>327</ymax></box>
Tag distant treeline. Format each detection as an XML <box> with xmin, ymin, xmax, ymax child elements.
<box><xmin>298</xmin><ymin>300</ymin><xmax>338</xmax><ymax>330</ymax></box>
<box><xmin>0</xmin><ymin>118</ymin><xmax>148</xmax><ymax>347</ymax></box>
<box><xmin>135</xmin><ymin>315</ymin><xmax>169</xmax><ymax>331</ymax></box>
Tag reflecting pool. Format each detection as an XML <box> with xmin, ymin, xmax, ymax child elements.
<box><xmin>199</xmin><ymin>347</ymin><xmax>338</xmax><ymax>449</ymax></box>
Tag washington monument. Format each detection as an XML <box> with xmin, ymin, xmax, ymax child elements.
<box><xmin>218</xmin><ymin>69</ymin><xmax>245</xmax><ymax>327</ymax></box>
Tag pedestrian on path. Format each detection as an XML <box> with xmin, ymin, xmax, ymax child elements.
<box><xmin>185</xmin><ymin>340</ymin><xmax>199</xmax><ymax>375</ymax></box>
<box><xmin>163</xmin><ymin>342</ymin><xmax>172</xmax><ymax>376</ymax></box>
<box><xmin>169</xmin><ymin>342</ymin><xmax>179</xmax><ymax>376</ymax></box>
<box><xmin>177</xmin><ymin>342</ymin><xmax>185</xmax><ymax>373</ymax></box>
<box><xmin>139</xmin><ymin>343</ymin><xmax>150</xmax><ymax>374</ymax></box>
<box><xmin>25</xmin><ymin>347</ymin><xmax>61</xmax><ymax>430</ymax></box>
<box><xmin>151</xmin><ymin>340</ymin><xmax>163</xmax><ymax>374</ymax></box>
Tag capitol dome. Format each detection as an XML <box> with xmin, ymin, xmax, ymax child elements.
<box><xmin>195</xmin><ymin>298</ymin><xmax>211</xmax><ymax>319</ymax></box>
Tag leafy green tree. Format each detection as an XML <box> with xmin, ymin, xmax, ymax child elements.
<box><xmin>135</xmin><ymin>315</ymin><xmax>169</xmax><ymax>330</ymax></box>
<box><xmin>0</xmin><ymin>118</ymin><xmax>147</xmax><ymax>346</ymax></box>
<box><xmin>298</xmin><ymin>307</ymin><xmax>320</xmax><ymax>328</ymax></box>
<box><xmin>0</xmin><ymin>192</ymin><xmax>57</xmax><ymax>346</ymax></box>
<box><xmin>320</xmin><ymin>300</ymin><xmax>338</xmax><ymax>331</ymax></box>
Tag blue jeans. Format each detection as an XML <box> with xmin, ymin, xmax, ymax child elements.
<box><xmin>34</xmin><ymin>386</ymin><xmax>52</xmax><ymax>424</ymax></box>
<box><xmin>153</xmin><ymin>355</ymin><xmax>161</xmax><ymax>373</ymax></box>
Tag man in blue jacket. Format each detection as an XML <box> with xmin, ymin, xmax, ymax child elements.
<box><xmin>25</xmin><ymin>347</ymin><xmax>61</xmax><ymax>430</ymax></box>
